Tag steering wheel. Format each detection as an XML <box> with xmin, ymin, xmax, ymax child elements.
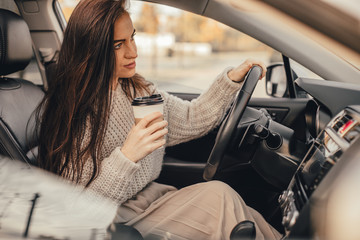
<box><xmin>203</xmin><ymin>66</ymin><xmax>263</xmax><ymax>181</ymax></box>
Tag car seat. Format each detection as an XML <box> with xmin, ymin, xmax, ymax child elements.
<box><xmin>0</xmin><ymin>9</ymin><xmax>44</xmax><ymax>166</ymax></box>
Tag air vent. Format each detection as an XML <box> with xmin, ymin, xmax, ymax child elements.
<box><xmin>332</xmin><ymin>113</ymin><xmax>359</xmax><ymax>143</ymax></box>
<box><xmin>332</xmin><ymin>114</ymin><xmax>352</xmax><ymax>133</ymax></box>
<box><xmin>343</xmin><ymin>122</ymin><xmax>360</xmax><ymax>143</ymax></box>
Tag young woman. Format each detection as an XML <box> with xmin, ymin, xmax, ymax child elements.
<box><xmin>37</xmin><ymin>0</ymin><xmax>280</xmax><ymax>239</ymax></box>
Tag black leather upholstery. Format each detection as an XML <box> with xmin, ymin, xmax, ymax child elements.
<box><xmin>0</xmin><ymin>9</ymin><xmax>33</xmax><ymax>75</ymax></box>
<box><xmin>0</xmin><ymin>78</ymin><xmax>44</xmax><ymax>165</ymax></box>
<box><xmin>0</xmin><ymin>9</ymin><xmax>44</xmax><ymax>165</ymax></box>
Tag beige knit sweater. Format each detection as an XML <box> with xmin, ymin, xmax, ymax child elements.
<box><xmin>80</xmin><ymin>67</ymin><xmax>242</xmax><ymax>204</ymax></box>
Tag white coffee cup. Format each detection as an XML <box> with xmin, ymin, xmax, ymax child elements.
<box><xmin>132</xmin><ymin>94</ymin><xmax>164</xmax><ymax>125</ymax></box>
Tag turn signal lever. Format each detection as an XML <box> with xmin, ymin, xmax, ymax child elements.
<box><xmin>253</xmin><ymin>124</ymin><xmax>282</xmax><ymax>150</ymax></box>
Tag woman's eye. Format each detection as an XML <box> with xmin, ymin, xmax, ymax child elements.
<box><xmin>114</xmin><ymin>43</ymin><xmax>122</xmax><ymax>50</ymax></box>
<box><xmin>131</xmin><ymin>32</ymin><xmax>136</xmax><ymax>41</ymax></box>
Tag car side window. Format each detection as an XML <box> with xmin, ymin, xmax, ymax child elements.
<box><xmin>58</xmin><ymin>0</ymin><xmax>279</xmax><ymax>97</ymax></box>
<box><xmin>130</xmin><ymin>2</ymin><xmax>278</xmax><ymax>97</ymax></box>
<box><xmin>59</xmin><ymin>1</ymin><xmax>324</xmax><ymax>98</ymax></box>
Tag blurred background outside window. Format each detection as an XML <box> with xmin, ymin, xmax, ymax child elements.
<box><xmin>58</xmin><ymin>0</ymin><xmax>283</xmax><ymax>97</ymax></box>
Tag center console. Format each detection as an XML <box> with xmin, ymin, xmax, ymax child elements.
<box><xmin>279</xmin><ymin>106</ymin><xmax>360</xmax><ymax>232</ymax></box>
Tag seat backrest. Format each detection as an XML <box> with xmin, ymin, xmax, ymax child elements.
<box><xmin>0</xmin><ymin>9</ymin><xmax>44</xmax><ymax>165</ymax></box>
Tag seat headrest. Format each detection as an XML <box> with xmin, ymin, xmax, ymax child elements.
<box><xmin>0</xmin><ymin>9</ymin><xmax>32</xmax><ymax>76</ymax></box>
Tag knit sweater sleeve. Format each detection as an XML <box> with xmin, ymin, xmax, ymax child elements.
<box><xmin>81</xmin><ymin>147</ymin><xmax>141</xmax><ymax>204</ymax></box>
<box><xmin>159</xmin><ymin>67</ymin><xmax>243</xmax><ymax>147</ymax></box>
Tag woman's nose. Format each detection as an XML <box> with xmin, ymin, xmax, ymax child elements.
<box><xmin>125</xmin><ymin>42</ymin><xmax>137</xmax><ymax>59</ymax></box>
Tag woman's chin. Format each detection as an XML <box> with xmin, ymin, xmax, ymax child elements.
<box><xmin>117</xmin><ymin>70</ymin><xmax>136</xmax><ymax>79</ymax></box>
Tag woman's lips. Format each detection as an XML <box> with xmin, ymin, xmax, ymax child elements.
<box><xmin>124</xmin><ymin>62</ymin><xmax>136</xmax><ymax>69</ymax></box>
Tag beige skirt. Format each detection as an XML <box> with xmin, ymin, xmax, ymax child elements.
<box><xmin>114</xmin><ymin>181</ymin><xmax>282</xmax><ymax>240</ymax></box>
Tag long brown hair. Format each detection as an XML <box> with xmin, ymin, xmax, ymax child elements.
<box><xmin>36</xmin><ymin>0</ymin><xmax>151</xmax><ymax>186</ymax></box>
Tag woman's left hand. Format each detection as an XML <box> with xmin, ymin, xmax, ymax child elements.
<box><xmin>227</xmin><ymin>59</ymin><xmax>267</xmax><ymax>82</ymax></box>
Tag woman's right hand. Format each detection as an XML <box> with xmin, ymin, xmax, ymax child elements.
<box><xmin>121</xmin><ymin>112</ymin><xmax>168</xmax><ymax>163</ymax></box>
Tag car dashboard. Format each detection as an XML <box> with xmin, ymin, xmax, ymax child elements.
<box><xmin>279</xmin><ymin>105</ymin><xmax>360</xmax><ymax>236</ymax></box>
